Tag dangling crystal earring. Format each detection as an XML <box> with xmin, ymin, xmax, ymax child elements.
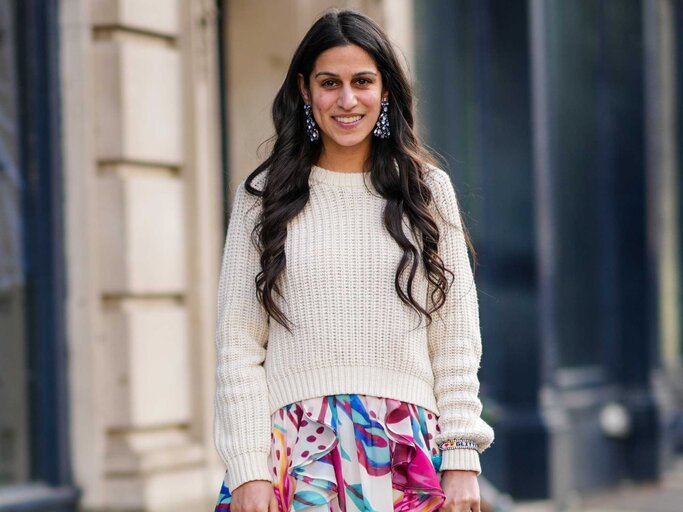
<box><xmin>303</xmin><ymin>102</ymin><xmax>319</xmax><ymax>142</ymax></box>
<box><xmin>373</xmin><ymin>98</ymin><xmax>390</xmax><ymax>139</ymax></box>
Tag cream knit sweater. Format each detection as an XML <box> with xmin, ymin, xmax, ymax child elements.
<box><xmin>214</xmin><ymin>164</ymin><xmax>495</xmax><ymax>491</ymax></box>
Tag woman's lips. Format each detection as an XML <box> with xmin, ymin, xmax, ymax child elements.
<box><xmin>333</xmin><ymin>114</ymin><xmax>364</xmax><ymax>129</ymax></box>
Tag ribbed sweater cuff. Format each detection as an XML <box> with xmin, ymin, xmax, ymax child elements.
<box><xmin>223</xmin><ymin>451</ymin><xmax>272</xmax><ymax>491</ymax></box>
<box><xmin>440</xmin><ymin>449</ymin><xmax>482</xmax><ymax>475</ymax></box>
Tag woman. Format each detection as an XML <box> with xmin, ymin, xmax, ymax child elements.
<box><xmin>214</xmin><ymin>8</ymin><xmax>494</xmax><ymax>512</ymax></box>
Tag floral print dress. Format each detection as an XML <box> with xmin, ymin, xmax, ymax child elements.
<box><xmin>215</xmin><ymin>393</ymin><xmax>447</xmax><ymax>512</ymax></box>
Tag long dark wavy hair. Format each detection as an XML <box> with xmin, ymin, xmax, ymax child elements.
<box><xmin>241</xmin><ymin>8</ymin><xmax>477</xmax><ymax>333</ymax></box>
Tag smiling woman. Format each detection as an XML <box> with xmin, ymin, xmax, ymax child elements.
<box><xmin>297</xmin><ymin>45</ymin><xmax>386</xmax><ymax>167</ymax></box>
<box><xmin>213</xmin><ymin>7</ymin><xmax>494</xmax><ymax>512</ymax></box>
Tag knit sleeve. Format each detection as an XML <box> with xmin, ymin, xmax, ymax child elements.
<box><xmin>214</xmin><ymin>179</ymin><xmax>272</xmax><ymax>491</ymax></box>
<box><xmin>425</xmin><ymin>167</ymin><xmax>495</xmax><ymax>475</ymax></box>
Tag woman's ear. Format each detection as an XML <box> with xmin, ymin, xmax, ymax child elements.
<box><xmin>297</xmin><ymin>73</ymin><xmax>310</xmax><ymax>103</ymax></box>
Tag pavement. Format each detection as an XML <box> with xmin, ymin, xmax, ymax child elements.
<box><xmin>512</xmin><ymin>456</ymin><xmax>683</xmax><ymax>512</ymax></box>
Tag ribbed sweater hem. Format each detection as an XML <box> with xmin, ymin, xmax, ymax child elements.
<box><xmin>267</xmin><ymin>366</ymin><xmax>439</xmax><ymax>416</ymax></box>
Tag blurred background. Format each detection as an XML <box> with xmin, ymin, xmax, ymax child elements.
<box><xmin>1</xmin><ymin>0</ymin><xmax>682</xmax><ymax>510</ymax></box>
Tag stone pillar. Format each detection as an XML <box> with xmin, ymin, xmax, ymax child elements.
<box><xmin>62</xmin><ymin>0</ymin><xmax>223</xmax><ymax>509</ymax></box>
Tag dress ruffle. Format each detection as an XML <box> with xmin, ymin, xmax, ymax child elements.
<box><xmin>216</xmin><ymin>394</ymin><xmax>446</xmax><ymax>511</ymax></box>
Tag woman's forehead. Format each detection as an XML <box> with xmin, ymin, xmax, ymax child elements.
<box><xmin>311</xmin><ymin>44</ymin><xmax>378</xmax><ymax>75</ymax></box>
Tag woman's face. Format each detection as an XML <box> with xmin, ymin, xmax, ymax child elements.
<box><xmin>298</xmin><ymin>44</ymin><xmax>387</xmax><ymax>156</ymax></box>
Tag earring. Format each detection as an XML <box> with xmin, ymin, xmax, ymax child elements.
<box><xmin>373</xmin><ymin>98</ymin><xmax>390</xmax><ymax>139</ymax></box>
<box><xmin>303</xmin><ymin>102</ymin><xmax>319</xmax><ymax>142</ymax></box>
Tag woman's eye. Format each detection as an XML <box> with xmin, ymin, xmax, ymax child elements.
<box><xmin>320</xmin><ymin>78</ymin><xmax>372</xmax><ymax>87</ymax></box>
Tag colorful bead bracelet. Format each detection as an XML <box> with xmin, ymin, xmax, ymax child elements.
<box><xmin>438</xmin><ymin>439</ymin><xmax>479</xmax><ymax>450</ymax></box>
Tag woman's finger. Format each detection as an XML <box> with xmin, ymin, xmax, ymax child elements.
<box><xmin>462</xmin><ymin>498</ymin><xmax>479</xmax><ymax>511</ymax></box>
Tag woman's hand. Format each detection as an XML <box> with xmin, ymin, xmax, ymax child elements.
<box><xmin>230</xmin><ymin>480</ymin><xmax>278</xmax><ymax>512</ymax></box>
<box><xmin>439</xmin><ymin>469</ymin><xmax>481</xmax><ymax>512</ymax></box>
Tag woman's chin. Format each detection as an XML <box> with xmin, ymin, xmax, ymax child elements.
<box><xmin>323</xmin><ymin>132</ymin><xmax>373</xmax><ymax>149</ymax></box>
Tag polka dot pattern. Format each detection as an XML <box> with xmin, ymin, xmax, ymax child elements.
<box><xmin>214</xmin><ymin>394</ymin><xmax>447</xmax><ymax>511</ymax></box>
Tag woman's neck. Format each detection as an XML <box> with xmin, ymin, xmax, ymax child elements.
<box><xmin>317</xmin><ymin>139</ymin><xmax>371</xmax><ymax>172</ymax></box>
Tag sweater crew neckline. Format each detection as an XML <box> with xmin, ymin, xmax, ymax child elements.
<box><xmin>310</xmin><ymin>164</ymin><xmax>370</xmax><ymax>188</ymax></box>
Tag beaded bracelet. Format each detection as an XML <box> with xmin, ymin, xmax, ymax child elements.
<box><xmin>438</xmin><ymin>439</ymin><xmax>479</xmax><ymax>451</ymax></box>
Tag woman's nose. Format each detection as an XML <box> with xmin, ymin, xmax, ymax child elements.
<box><xmin>337</xmin><ymin>85</ymin><xmax>358</xmax><ymax>110</ymax></box>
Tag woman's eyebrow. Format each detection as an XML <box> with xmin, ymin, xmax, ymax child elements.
<box><xmin>314</xmin><ymin>71</ymin><xmax>378</xmax><ymax>78</ymax></box>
